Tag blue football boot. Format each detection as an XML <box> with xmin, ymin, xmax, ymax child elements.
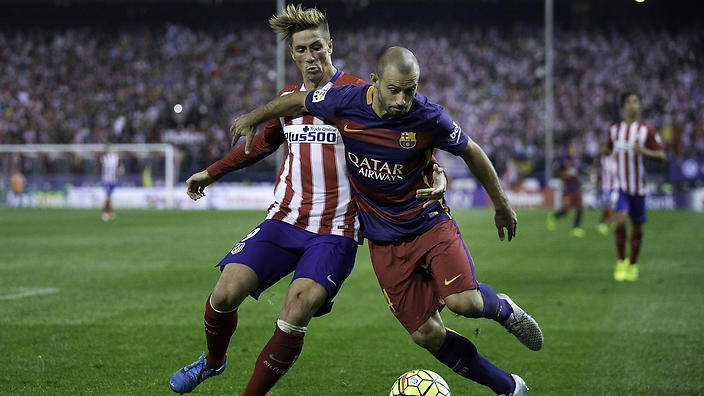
<box><xmin>170</xmin><ymin>352</ymin><xmax>226</xmax><ymax>394</ymax></box>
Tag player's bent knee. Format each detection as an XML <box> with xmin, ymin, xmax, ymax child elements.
<box><xmin>613</xmin><ymin>211</ymin><xmax>628</xmax><ymax>225</ymax></box>
<box><xmin>211</xmin><ymin>263</ymin><xmax>258</xmax><ymax>311</ymax></box>
<box><xmin>444</xmin><ymin>290</ymin><xmax>483</xmax><ymax>318</ymax></box>
<box><xmin>279</xmin><ymin>278</ymin><xmax>328</xmax><ymax>325</ymax></box>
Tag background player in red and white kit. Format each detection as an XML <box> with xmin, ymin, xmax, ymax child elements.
<box><xmin>607</xmin><ymin>91</ymin><xmax>666</xmax><ymax>282</ymax></box>
<box><xmin>170</xmin><ymin>6</ymin><xmax>446</xmax><ymax>395</ymax></box>
<box><xmin>100</xmin><ymin>143</ymin><xmax>119</xmax><ymax>221</ymax></box>
<box><xmin>546</xmin><ymin>144</ymin><xmax>586</xmax><ymax>237</ymax></box>
<box><xmin>232</xmin><ymin>46</ymin><xmax>542</xmax><ymax>396</ymax></box>
<box><xmin>592</xmin><ymin>150</ymin><xmax>619</xmax><ymax>236</ymax></box>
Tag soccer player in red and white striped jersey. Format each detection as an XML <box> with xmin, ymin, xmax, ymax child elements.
<box><xmin>592</xmin><ymin>151</ymin><xmax>619</xmax><ymax>235</ymax></box>
<box><xmin>606</xmin><ymin>91</ymin><xmax>666</xmax><ymax>281</ymax></box>
<box><xmin>170</xmin><ymin>6</ymin><xmax>446</xmax><ymax>396</ymax></box>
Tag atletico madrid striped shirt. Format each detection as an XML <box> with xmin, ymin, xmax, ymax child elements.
<box><xmin>599</xmin><ymin>153</ymin><xmax>618</xmax><ymax>192</ymax></box>
<box><xmin>101</xmin><ymin>152</ymin><xmax>119</xmax><ymax>184</ymax></box>
<box><xmin>607</xmin><ymin>120</ymin><xmax>663</xmax><ymax>196</ymax></box>
<box><xmin>207</xmin><ymin>70</ymin><xmax>366</xmax><ymax>242</ymax></box>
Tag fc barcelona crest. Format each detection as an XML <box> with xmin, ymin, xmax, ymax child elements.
<box><xmin>399</xmin><ymin>132</ymin><xmax>416</xmax><ymax>149</ymax></box>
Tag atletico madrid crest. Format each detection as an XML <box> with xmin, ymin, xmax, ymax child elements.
<box><xmin>399</xmin><ymin>132</ymin><xmax>416</xmax><ymax>149</ymax></box>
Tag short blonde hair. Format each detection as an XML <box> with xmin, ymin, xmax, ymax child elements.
<box><xmin>269</xmin><ymin>4</ymin><xmax>330</xmax><ymax>43</ymax></box>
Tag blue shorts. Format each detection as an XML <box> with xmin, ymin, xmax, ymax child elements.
<box><xmin>104</xmin><ymin>182</ymin><xmax>116</xmax><ymax>196</ymax></box>
<box><xmin>217</xmin><ymin>219</ymin><xmax>357</xmax><ymax>317</ymax></box>
<box><xmin>615</xmin><ymin>191</ymin><xmax>647</xmax><ymax>225</ymax></box>
<box><xmin>599</xmin><ymin>189</ymin><xmax>618</xmax><ymax>208</ymax></box>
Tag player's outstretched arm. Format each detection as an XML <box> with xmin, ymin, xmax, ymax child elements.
<box><xmin>635</xmin><ymin>145</ymin><xmax>667</xmax><ymax>161</ymax></box>
<box><xmin>460</xmin><ymin>138</ymin><xmax>517</xmax><ymax>242</ymax></box>
<box><xmin>186</xmin><ymin>170</ymin><xmax>215</xmax><ymax>201</ymax></box>
<box><xmin>205</xmin><ymin>119</ymin><xmax>286</xmax><ymax>179</ymax></box>
<box><xmin>231</xmin><ymin>91</ymin><xmax>309</xmax><ymax>154</ymax></box>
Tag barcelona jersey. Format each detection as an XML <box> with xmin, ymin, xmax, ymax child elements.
<box><xmin>305</xmin><ymin>84</ymin><xmax>469</xmax><ymax>242</ymax></box>
<box><xmin>560</xmin><ymin>157</ymin><xmax>582</xmax><ymax>194</ymax></box>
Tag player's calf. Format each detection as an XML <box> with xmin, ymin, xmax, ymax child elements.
<box><xmin>411</xmin><ymin>313</ymin><xmax>446</xmax><ymax>352</ymax></box>
<box><xmin>432</xmin><ymin>329</ymin><xmax>516</xmax><ymax>395</ymax></box>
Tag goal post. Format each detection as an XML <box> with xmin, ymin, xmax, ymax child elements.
<box><xmin>0</xmin><ymin>143</ymin><xmax>177</xmax><ymax>208</ymax></box>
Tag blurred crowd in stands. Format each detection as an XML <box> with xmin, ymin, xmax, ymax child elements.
<box><xmin>1</xmin><ymin>23</ymin><xmax>702</xmax><ymax>185</ymax></box>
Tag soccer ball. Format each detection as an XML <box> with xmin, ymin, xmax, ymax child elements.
<box><xmin>389</xmin><ymin>369</ymin><xmax>451</xmax><ymax>396</ymax></box>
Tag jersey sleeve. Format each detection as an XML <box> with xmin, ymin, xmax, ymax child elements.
<box><xmin>206</xmin><ymin>118</ymin><xmax>285</xmax><ymax>180</ymax></box>
<box><xmin>432</xmin><ymin>111</ymin><xmax>469</xmax><ymax>156</ymax></box>
<box><xmin>305</xmin><ymin>84</ymin><xmax>359</xmax><ymax>121</ymax></box>
<box><xmin>645</xmin><ymin>125</ymin><xmax>664</xmax><ymax>151</ymax></box>
<box><xmin>606</xmin><ymin>125</ymin><xmax>614</xmax><ymax>151</ymax></box>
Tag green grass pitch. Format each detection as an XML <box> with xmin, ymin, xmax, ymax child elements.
<box><xmin>1</xmin><ymin>208</ymin><xmax>703</xmax><ymax>395</ymax></box>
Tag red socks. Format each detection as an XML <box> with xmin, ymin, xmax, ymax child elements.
<box><xmin>599</xmin><ymin>207</ymin><xmax>612</xmax><ymax>223</ymax></box>
<box><xmin>630</xmin><ymin>228</ymin><xmax>643</xmax><ymax>265</ymax></box>
<box><xmin>242</xmin><ymin>324</ymin><xmax>305</xmax><ymax>396</ymax></box>
<box><xmin>204</xmin><ymin>295</ymin><xmax>237</xmax><ymax>369</ymax></box>
<box><xmin>201</xmin><ymin>293</ymin><xmax>307</xmax><ymax>395</ymax></box>
<box><xmin>615</xmin><ymin>224</ymin><xmax>627</xmax><ymax>261</ymax></box>
<box><xmin>614</xmin><ymin>224</ymin><xmax>643</xmax><ymax>264</ymax></box>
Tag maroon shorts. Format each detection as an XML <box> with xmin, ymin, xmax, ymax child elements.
<box><xmin>562</xmin><ymin>191</ymin><xmax>583</xmax><ymax>209</ymax></box>
<box><xmin>368</xmin><ymin>219</ymin><xmax>478</xmax><ymax>334</ymax></box>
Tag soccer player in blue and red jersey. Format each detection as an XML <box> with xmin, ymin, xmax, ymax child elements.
<box><xmin>232</xmin><ymin>47</ymin><xmax>542</xmax><ymax>396</ymax></box>
<box><xmin>546</xmin><ymin>145</ymin><xmax>585</xmax><ymax>237</ymax></box>
<box><xmin>169</xmin><ymin>7</ymin><xmax>446</xmax><ymax>396</ymax></box>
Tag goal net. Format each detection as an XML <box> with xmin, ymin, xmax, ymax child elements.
<box><xmin>0</xmin><ymin>143</ymin><xmax>176</xmax><ymax>209</ymax></box>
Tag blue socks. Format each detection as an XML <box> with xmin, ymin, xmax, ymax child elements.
<box><xmin>479</xmin><ymin>283</ymin><xmax>513</xmax><ymax>324</ymax></box>
<box><xmin>432</xmin><ymin>329</ymin><xmax>514</xmax><ymax>394</ymax></box>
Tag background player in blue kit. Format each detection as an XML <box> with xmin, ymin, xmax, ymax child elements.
<box><xmin>232</xmin><ymin>46</ymin><xmax>542</xmax><ymax>396</ymax></box>
<box><xmin>100</xmin><ymin>143</ymin><xmax>120</xmax><ymax>221</ymax></box>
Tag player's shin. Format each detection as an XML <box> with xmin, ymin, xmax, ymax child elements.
<box><xmin>600</xmin><ymin>206</ymin><xmax>612</xmax><ymax>223</ymax></box>
<box><xmin>241</xmin><ymin>319</ymin><xmax>306</xmax><ymax>396</ymax></box>
<box><xmin>573</xmin><ymin>208</ymin><xmax>583</xmax><ymax>228</ymax></box>
<box><xmin>615</xmin><ymin>223</ymin><xmax>627</xmax><ymax>260</ymax></box>
<box><xmin>204</xmin><ymin>294</ymin><xmax>238</xmax><ymax>369</ymax></box>
<box><xmin>630</xmin><ymin>228</ymin><xmax>643</xmax><ymax>264</ymax></box>
<box><xmin>478</xmin><ymin>283</ymin><xmax>513</xmax><ymax>324</ymax></box>
<box><xmin>431</xmin><ymin>329</ymin><xmax>514</xmax><ymax>394</ymax></box>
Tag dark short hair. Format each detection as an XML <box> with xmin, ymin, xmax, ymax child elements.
<box><xmin>620</xmin><ymin>91</ymin><xmax>641</xmax><ymax>107</ymax></box>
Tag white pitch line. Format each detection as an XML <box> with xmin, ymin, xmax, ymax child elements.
<box><xmin>0</xmin><ymin>288</ymin><xmax>59</xmax><ymax>300</ymax></box>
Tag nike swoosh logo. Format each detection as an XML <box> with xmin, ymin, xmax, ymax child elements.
<box><xmin>268</xmin><ymin>354</ymin><xmax>294</xmax><ymax>364</ymax></box>
<box><xmin>327</xmin><ymin>275</ymin><xmax>337</xmax><ymax>286</ymax></box>
<box><xmin>444</xmin><ymin>274</ymin><xmax>462</xmax><ymax>285</ymax></box>
<box><xmin>343</xmin><ymin>124</ymin><xmax>364</xmax><ymax>133</ymax></box>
